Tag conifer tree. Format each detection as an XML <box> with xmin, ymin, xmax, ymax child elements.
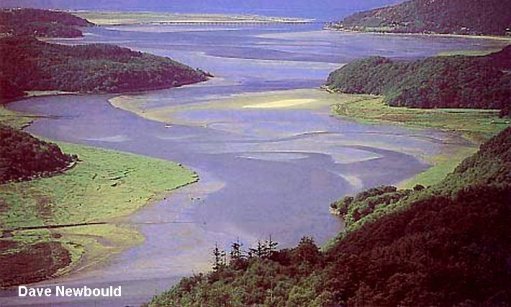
<box><xmin>212</xmin><ymin>242</ymin><xmax>226</xmax><ymax>272</ymax></box>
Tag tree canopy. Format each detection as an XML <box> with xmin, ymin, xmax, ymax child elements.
<box><xmin>0</xmin><ymin>8</ymin><xmax>94</xmax><ymax>38</ymax></box>
<box><xmin>0</xmin><ymin>36</ymin><xmax>209</xmax><ymax>100</ymax></box>
<box><xmin>329</xmin><ymin>0</ymin><xmax>511</xmax><ymax>36</ymax></box>
<box><xmin>326</xmin><ymin>46</ymin><xmax>511</xmax><ymax>115</ymax></box>
<box><xmin>0</xmin><ymin>124</ymin><xmax>76</xmax><ymax>184</ymax></box>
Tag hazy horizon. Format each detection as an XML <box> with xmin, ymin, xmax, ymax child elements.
<box><xmin>0</xmin><ymin>0</ymin><xmax>403</xmax><ymax>21</ymax></box>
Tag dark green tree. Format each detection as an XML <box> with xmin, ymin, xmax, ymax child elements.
<box><xmin>265</xmin><ymin>235</ymin><xmax>278</xmax><ymax>258</ymax></box>
<box><xmin>229</xmin><ymin>238</ymin><xmax>248</xmax><ymax>270</ymax></box>
<box><xmin>212</xmin><ymin>243</ymin><xmax>226</xmax><ymax>272</ymax></box>
<box><xmin>292</xmin><ymin>236</ymin><xmax>321</xmax><ymax>265</ymax></box>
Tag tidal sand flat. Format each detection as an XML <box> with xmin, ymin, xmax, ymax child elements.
<box><xmin>242</xmin><ymin>98</ymin><xmax>316</xmax><ymax>109</ymax></box>
<box><xmin>76</xmin><ymin>11</ymin><xmax>313</xmax><ymax>26</ymax></box>
<box><xmin>111</xmin><ymin>87</ymin><xmax>493</xmax><ymax>190</ymax></box>
<box><xmin>109</xmin><ymin>89</ymin><xmax>340</xmax><ymax>126</ymax></box>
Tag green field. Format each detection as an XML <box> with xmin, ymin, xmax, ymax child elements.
<box><xmin>0</xmin><ymin>106</ymin><xmax>198</xmax><ymax>278</ymax></box>
<box><xmin>0</xmin><ymin>105</ymin><xmax>33</xmax><ymax>128</ymax></box>
<box><xmin>330</xmin><ymin>93</ymin><xmax>510</xmax><ymax>187</ymax></box>
<box><xmin>1</xmin><ymin>142</ymin><xmax>197</xmax><ymax>229</ymax></box>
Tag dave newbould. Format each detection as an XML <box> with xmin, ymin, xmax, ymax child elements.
<box><xmin>18</xmin><ymin>285</ymin><xmax>122</xmax><ymax>297</ymax></box>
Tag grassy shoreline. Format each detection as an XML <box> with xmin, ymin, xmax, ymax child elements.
<box><xmin>327</xmin><ymin>92</ymin><xmax>509</xmax><ymax>187</ymax></box>
<box><xmin>325</xmin><ymin>27</ymin><xmax>511</xmax><ymax>43</ymax></box>
<box><xmin>0</xmin><ymin>106</ymin><xmax>198</xmax><ymax>286</ymax></box>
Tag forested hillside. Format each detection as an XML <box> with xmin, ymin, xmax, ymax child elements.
<box><xmin>0</xmin><ymin>8</ymin><xmax>93</xmax><ymax>38</ymax></box>
<box><xmin>328</xmin><ymin>0</ymin><xmax>511</xmax><ymax>36</ymax></box>
<box><xmin>0</xmin><ymin>124</ymin><xmax>76</xmax><ymax>184</ymax></box>
<box><xmin>149</xmin><ymin>127</ymin><xmax>511</xmax><ymax>306</ymax></box>
<box><xmin>326</xmin><ymin>46</ymin><xmax>511</xmax><ymax>115</ymax></box>
<box><xmin>0</xmin><ymin>36</ymin><xmax>209</xmax><ymax>100</ymax></box>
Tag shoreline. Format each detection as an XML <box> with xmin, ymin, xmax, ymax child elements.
<box><xmin>0</xmin><ymin>78</ymin><xmax>211</xmax><ymax>110</ymax></box>
<box><xmin>48</xmin><ymin>164</ymin><xmax>200</xmax><ymax>283</ymax></box>
<box><xmin>3</xmin><ymin>87</ymin><xmax>485</xmax><ymax>300</ymax></box>
<box><xmin>324</xmin><ymin>27</ymin><xmax>511</xmax><ymax>43</ymax></box>
<box><xmin>325</xmin><ymin>90</ymin><xmax>509</xmax><ymax>187</ymax></box>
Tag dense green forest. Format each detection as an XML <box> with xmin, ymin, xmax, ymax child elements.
<box><xmin>0</xmin><ymin>9</ymin><xmax>209</xmax><ymax>100</ymax></box>
<box><xmin>148</xmin><ymin>127</ymin><xmax>511</xmax><ymax>306</ymax></box>
<box><xmin>0</xmin><ymin>36</ymin><xmax>209</xmax><ymax>100</ymax></box>
<box><xmin>0</xmin><ymin>8</ymin><xmax>93</xmax><ymax>38</ymax></box>
<box><xmin>326</xmin><ymin>46</ymin><xmax>511</xmax><ymax>116</ymax></box>
<box><xmin>0</xmin><ymin>124</ymin><xmax>76</xmax><ymax>184</ymax></box>
<box><xmin>328</xmin><ymin>0</ymin><xmax>511</xmax><ymax>36</ymax></box>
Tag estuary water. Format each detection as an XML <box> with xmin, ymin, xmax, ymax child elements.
<box><xmin>1</xmin><ymin>23</ymin><xmax>504</xmax><ymax>306</ymax></box>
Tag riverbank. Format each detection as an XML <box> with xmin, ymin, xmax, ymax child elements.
<box><xmin>324</xmin><ymin>27</ymin><xmax>511</xmax><ymax>43</ymax></box>
<box><xmin>436</xmin><ymin>49</ymin><xmax>505</xmax><ymax>56</ymax></box>
<box><xmin>327</xmin><ymin>92</ymin><xmax>509</xmax><ymax>187</ymax></box>
<box><xmin>0</xmin><ymin>106</ymin><xmax>198</xmax><ymax>287</ymax></box>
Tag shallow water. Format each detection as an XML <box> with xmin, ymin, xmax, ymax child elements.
<box><xmin>0</xmin><ymin>24</ymin><xmax>492</xmax><ymax>306</ymax></box>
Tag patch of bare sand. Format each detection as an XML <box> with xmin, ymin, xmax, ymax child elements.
<box><xmin>242</xmin><ymin>98</ymin><xmax>317</xmax><ymax>109</ymax></box>
<box><xmin>109</xmin><ymin>89</ymin><xmax>340</xmax><ymax>127</ymax></box>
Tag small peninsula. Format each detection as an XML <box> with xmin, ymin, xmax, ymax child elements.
<box><xmin>326</xmin><ymin>46</ymin><xmax>511</xmax><ymax>116</ymax></box>
<box><xmin>0</xmin><ymin>36</ymin><xmax>209</xmax><ymax>101</ymax></box>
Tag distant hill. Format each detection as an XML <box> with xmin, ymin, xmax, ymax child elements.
<box><xmin>0</xmin><ymin>8</ymin><xmax>94</xmax><ymax>38</ymax></box>
<box><xmin>326</xmin><ymin>46</ymin><xmax>511</xmax><ymax>116</ymax></box>
<box><xmin>0</xmin><ymin>124</ymin><xmax>76</xmax><ymax>183</ymax></box>
<box><xmin>328</xmin><ymin>0</ymin><xmax>511</xmax><ymax>36</ymax></box>
<box><xmin>0</xmin><ymin>36</ymin><xmax>209</xmax><ymax>100</ymax></box>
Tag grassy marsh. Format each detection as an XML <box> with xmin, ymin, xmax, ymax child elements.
<box><xmin>330</xmin><ymin>93</ymin><xmax>509</xmax><ymax>187</ymax></box>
